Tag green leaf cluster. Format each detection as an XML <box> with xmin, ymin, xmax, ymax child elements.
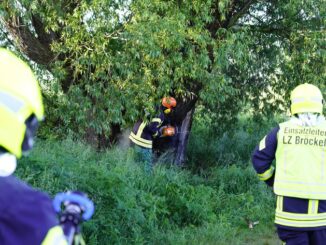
<box><xmin>1</xmin><ymin>0</ymin><xmax>324</xmax><ymax>141</ymax></box>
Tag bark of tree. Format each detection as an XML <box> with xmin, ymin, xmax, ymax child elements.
<box><xmin>3</xmin><ymin>15</ymin><xmax>55</xmax><ymax>66</ymax></box>
<box><xmin>172</xmin><ymin>94</ymin><xmax>197</xmax><ymax>165</ymax></box>
<box><xmin>174</xmin><ymin>107</ymin><xmax>195</xmax><ymax>166</ymax></box>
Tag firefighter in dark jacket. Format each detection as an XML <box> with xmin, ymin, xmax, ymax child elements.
<box><xmin>252</xmin><ymin>83</ymin><xmax>326</xmax><ymax>245</ymax></box>
<box><xmin>0</xmin><ymin>49</ymin><xmax>67</xmax><ymax>244</ymax></box>
<box><xmin>129</xmin><ymin>97</ymin><xmax>176</xmax><ymax>173</ymax></box>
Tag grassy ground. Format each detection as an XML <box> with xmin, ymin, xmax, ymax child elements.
<box><xmin>15</xmin><ymin>115</ymin><xmax>283</xmax><ymax>244</ymax></box>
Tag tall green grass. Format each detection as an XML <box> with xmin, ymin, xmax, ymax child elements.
<box><xmin>187</xmin><ymin>113</ymin><xmax>283</xmax><ymax>169</ymax></box>
<box><xmin>15</xmin><ymin>115</ymin><xmax>281</xmax><ymax>244</ymax></box>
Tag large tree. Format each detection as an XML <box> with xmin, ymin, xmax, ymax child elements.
<box><xmin>1</xmin><ymin>0</ymin><xmax>324</xmax><ymax>164</ymax></box>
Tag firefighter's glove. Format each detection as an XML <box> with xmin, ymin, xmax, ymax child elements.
<box><xmin>161</xmin><ymin>126</ymin><xmax>176</xmax><ymax>137</ymax></box>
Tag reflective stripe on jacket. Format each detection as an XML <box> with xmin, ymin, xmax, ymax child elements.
<box><xmin>274</xmin><ymin>120</ymin><xmax>326</xmax><ymax>200</ymax></box>
<box><xmin>275</xmin><ymin>195</ymin><xmax>326</xmax><ymax>228</ymax></box>
<box><xmin>129</xmin><ymin>115</ymin><xmax>163</xmax><ymax>148</ymax></box>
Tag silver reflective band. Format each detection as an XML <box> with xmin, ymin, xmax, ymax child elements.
<box><xmin>292</xmin><ymin>97</ymin><xmax>322</xmax><ymax>104</ymax></box>
<box><xmin>292</xmin><ymin>98</ymin><xmax>305</xmax><ymax>103</ymax></box>
<box><xmin>275</xmin><ymin>217</ymin><xmax>326</xmax><ymax>227</ymax></box>
<box><xmin>275</xmin><ymin>187</ymin><xmax>326</xmax><ymax>195</ymax></box>
<box><xmin>309</xmin><ymin>200</ymin><xmax>318</xmax><ymax>214</ymax></box>
<box><xmin>276</xmin><ymin>211</ymin><xmax>326</xmax><ymax>220</ymax></box>
<box><xmin>0</xmin><ymin>90</ymin><xmax>24</xmax><ymax>112</ymax></box>
<box><xmin>275</xmin><ymin>180</ymin><xmax>326</xmax><ymax>186</ymax></box>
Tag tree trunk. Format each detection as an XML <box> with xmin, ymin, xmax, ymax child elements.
<box><xmin>174</xmin><ymin>106</ymin><xmax>195</xmax><ymax>166</ymax></box>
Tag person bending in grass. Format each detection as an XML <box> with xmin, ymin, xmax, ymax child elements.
<box><xmin>129</xmin><ymin>97</ymin><xmax>176</xmax><ymax>173</ymax></box>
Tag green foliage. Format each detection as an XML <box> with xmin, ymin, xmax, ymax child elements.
<box><xmin>1</xmin><ymin>0</ymin><xmax>324</xmax><ymax>142</ymax></box>
<box><xmin>15</xmin><ymin>112</ymin><xmax>280</xmax><ymax>243</ymax></box>
<box><xmin>187</xmin><ymin>112</ymin><xmax>283</xmax><ymax>169</ymax></box>
<box><xmin>239</xmin><ymin>0</ymin><xmax>325</xmax><ymax>116</ymax></box>
<box><xmin>16</xmin><ymin>134</ymin><xmax>276</xmax><ymax>244</ymax></box>
<box><xmin>18</xmin><ymin>140</ymin><xmax>217</xmax><ymax>243</ymax></box>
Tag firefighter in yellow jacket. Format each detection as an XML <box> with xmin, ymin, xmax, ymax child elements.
<box><xmin>252</xmin><ymin>83</ymin><xmax>326</xmax><ymax>244</ymax></box>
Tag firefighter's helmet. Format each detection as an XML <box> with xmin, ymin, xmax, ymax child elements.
<box><xmin>290</xmin><ymin>83</ymin><xmax>324</xmax><ymax>115</ymax></box>
<box><xmin>162</xmin><ymin>97</ymin><xmax>177</xmax><ymax>114</ymax></box>
<box><xmin>0</xmin><ymin>48</ymin><xmax>44</xmax><ymax>158</ymax></box>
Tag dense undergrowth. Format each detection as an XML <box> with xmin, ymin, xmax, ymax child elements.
<box><xmin>16</xmin><ymin>115</ymin><xmax>282</xmax><ymax>244</ymax></box>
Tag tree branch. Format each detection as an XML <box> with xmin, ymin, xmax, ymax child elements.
<box><xmin>226</xmin><ymin>0</ymin><xmax>257</xmax><ymax>28</ymax></box>
<box><xmin>4</xmin><ymin>15</ymin><xmax>54</xmax><ymax>66</ymax></box>
<box><xmin>31</xmin><ymin>14</ymin><xmax>59</xmax><ymax>46</ymax></box>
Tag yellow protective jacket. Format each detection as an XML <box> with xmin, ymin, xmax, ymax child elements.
<box><xmin>273</xmin><ymin>120</ymin><xmax>326</xmax><ymax>228</ymax></box>
<box><xmin>252</xmin><ymin>119</ymin><xmax>326</xmax><ymax>229</ymax></box>
<box><xmin>274</xmin><ymin>120</ymin><xmax>326</xmax><ymax>200</ymax></box>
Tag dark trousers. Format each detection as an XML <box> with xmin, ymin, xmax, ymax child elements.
<box><xmin>277</xmin><ymin>227</ymin><xmax>326</xmax><ymax>245</ymax></box>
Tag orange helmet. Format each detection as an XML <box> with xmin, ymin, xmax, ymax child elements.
<box><xmin>162</xmin><ymin>97</ymin><xmax>176</xmax><ymax>114</ymax></box>
<box><xmin>162</xmin><ymin>126</ymin><xmax>176</xmax><ymax>137</ymax></box>
<box><xmin>162</xmin><ymin>97</ymin><xmax>176</xmax><ymax>108</ymax></box>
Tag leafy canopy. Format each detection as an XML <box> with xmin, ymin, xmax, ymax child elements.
<box><xmin>0</xmin><ymin>0</ymin><xmax>324</xmax><ymax>139</ymax></box>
